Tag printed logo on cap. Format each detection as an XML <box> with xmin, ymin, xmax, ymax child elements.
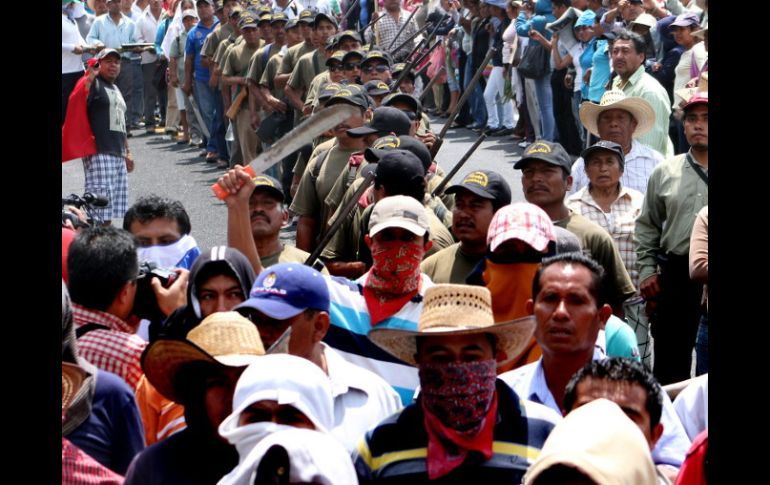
<box><xmin>253</xmin><ymin>175</ymin><xmax>276</xmax><ymax>187</ymax></box>
<box><xmin>376</xmin><ymin>81</ymin><xmax>389</xmax><ymax>90</ymax></box>
<box><xmin>263</xmin><ymin>272</ymin><xmax>277</xmax><ymax>288</ymax></box>
<box><xmin>397</xmin><ymin>210</ymin><xmax>420</xmax><ymax>222</ymax></box>
<box><xmin>464</xmin><ymin>171</ymin><xmax>489</xmax><ymax>187</ymax></box>
<box><xmin>373</xmin><ymin>136</ymin><xmax>400</xmax><ymax>149</ymax></box>
<box><xmin>526</xmin><ymin>142</ymin><xmax>553</xmax><ymax>155</ymax></box>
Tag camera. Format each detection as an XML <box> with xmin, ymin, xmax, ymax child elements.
<box><xmin>133</xmin><ymin>261</ymin><xmax>177</xmax><ymax>322</ymax></box>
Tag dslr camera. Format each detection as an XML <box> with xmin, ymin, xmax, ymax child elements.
<box><xmin>133</xmin><ymin>261</ymin><xmax>177</xmax><ymax>322</ymax></box>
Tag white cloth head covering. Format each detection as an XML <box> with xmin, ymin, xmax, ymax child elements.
<box><xmin>217</xmin><ymin>428</ymin><xmax>356</xmax><ymax>485</ymax></box>
<box><xmin>218</xmin><ymin>354</ymin><xmax>335</xmax><ymax>457</ymax></box>
<box><xmin>524</xmin><ymin>399</ymin><xmax>658</xmax><ymax>485</ymax></box>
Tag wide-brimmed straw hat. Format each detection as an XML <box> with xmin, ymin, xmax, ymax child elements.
<box><xmin>62</xmin><ymin>362</ymin><xmax>88</xmax><ymax>416</ymax></box>
<box><xmin>142</xmin><ymin>311</ymin><xmax>266</xmax><ymax>403</ymax></box>
<box><xmin>368</xmin><ymin>285</ymin><xmax>536</xmax><ymax>366</ymax></box>
<box><xmin>579</xmin><ymin>90</ymin><xmax>655</xmax><ymax>138</ymax></box>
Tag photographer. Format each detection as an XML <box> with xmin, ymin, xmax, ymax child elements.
<box><xmin>67</xmin><ymin>226</ymin><xmax>188</xmax><ymax>391</ymax></box>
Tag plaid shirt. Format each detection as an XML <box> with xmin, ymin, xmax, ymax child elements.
<box><xmin>366</xmin><ymin>10</ymin><xmax>418</xmax><ymax>59</ymax></box>
<box><xmin>62</xmin><ymin>438</ymin><xmax>124</xmax><ymax>484</ymax></box>
<box><xmin>566</xmin><ymin>185</ymin><xmax>644</xmax><ymax>289</ymax></box>
<box><xmin>72</xmin><ymin>304</ymin><xmax>146</xmax><ymax>390</ymax></box>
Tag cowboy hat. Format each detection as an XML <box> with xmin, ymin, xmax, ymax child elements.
<box><xmin>579</xmin><ymin>90</ymin><xmax>656</xmax><ymax>138</ymax></box>
<box><xmin>368</xmin><ymin>284</ymin><xmax>536</xmax><ymax>366</ymax></box>
<box><xmin>62</xmin><ymin>362</ymin><xmax>88</xmax><ymax>416</ymax></box>
<box><xmin>142</xmin><ymin>311</ymin><xmax>266</xmax><ymax>403</ymax></box>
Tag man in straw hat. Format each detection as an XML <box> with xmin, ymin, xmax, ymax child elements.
<box><xmin>499</xmin><ymin>252</ymin><xmax>690</xmax><ymax>473</ymax></box>
<box><xmin>356</xmin><ymin>284</ymin><xmax>561</xmax><ymax>482</ymax></box>
<box><xmin>635</xmin><ymin>89</ymin><xmax>707</xmax><ymax>386</ymax></box>
<box><xmin>609</xmin><ymin>29</ymin><xmax>674</xmax><ymax>157</ymax></box>
<box><xmin>570</xmin><ymin>89</ymin><xmax>665</xmax><ymax>195</ymax></box>
<box><xmin>124</xmin><ymin>311</ymin><xmax>266</xmax><ymax>484</ymax></box>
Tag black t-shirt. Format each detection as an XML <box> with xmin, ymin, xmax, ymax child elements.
<box><xmin>87</xmin><ymin>77</ymin><xmax>127</xmax><ymax>157</ymax></box>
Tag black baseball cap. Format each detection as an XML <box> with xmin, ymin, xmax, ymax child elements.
<box><xmin>270</xmin><ymin>12</ymin><xmax>288</xmax><ymax>24</ymax></box>
<box><xmin>445</xmin><ymin>170</ymin><xmax>512</xmax><ymax>207</ymax></box>
<box><xmin>342</xmin><ymin>50</ymin><xmax>364</xmax><ymax>64</ymax></box>
<box><xmin>325</xmin><ymin>84</ymin><xmax>371</xmax><ymax>109</ymax></box>
<box><xmin>297</xmin><ymin>8</ymin><xmax>316</xmax><ymax>23</ymax></box>
<box><xmin>348</xmin><ymin>106</ymin><xmax>412</xmax><ymax>137</ymax></box>
<box><xmin>325</xmin><ymin>34</ymin><xmax>340</xmax><ymax>51</ymax></box>
<box><xmin>325</xmin><ymin>50</ymin><xmax>346</xmax><ymax>65</ymax></box>
<box><xmin>391</xmin><ymin>62</ymin><xmax>416</xmax><ymax>80</ymax></box>
<box><xmin>285</xmin><ymin>18</ymin><xmax>299</xmax><ymax>30</ymax></box>
<box><xmin>513</xmin><ymin>140</ymin><xmax>573</xmax><ymax>173</ymax></box>
<box><xmin>580</xmin><ymin>140</ymin><xmax>625</xmax><ymax>169</ymax></box>
<box><xmin>362</xmin><ymin>50</ymin><xmax>392</xmax><ymax>67</ymax></box>
<box><xmin>365</xmin><ymin>135</ymin><xmax>431</xmax><ymax>172</ymax></box>
<box><xmin>374</xmin><ymin>150</ymin><xmax>426</xmax><ymax>187</ymax></box>
<box><xmin>363</xmin><ymin>80</ymin><xmax>391</xmax><ymax>97</ymax></box>
<box><xmin>338</xmin><ymin>30</ymin><xmax>362</xmax><ymax>44</ymax></box>
<box><xmin>314</xmin><ymin>12</ymin><xmax>338</xmax><ymax>29</ymax></box>
<box><xmin>318</xmin><ymin>82</ymin><xmax>343</xmax><ymax>103</ymax></box>
<box><xmin>382</xmin><ymin>92</ymin><xmax>421</xmax><ymax>115</ymax></box>
<box><xmin>251</xmin><ymin>174</ymin><xmax>285</xmax><ymax>202</ymax></box>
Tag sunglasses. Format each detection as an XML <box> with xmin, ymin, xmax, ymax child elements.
<box><xmin>363</xmin><ymin>64</ymin><xmax>390</xmax><ymax>74</ymax></box>
<box><xmin>343</xmin><ymin>63</ymin><xmax>361</xmax><ymax>70</ymax></box>
<box><xmin>328</xmin><ymin>64</ymin><xmax>344</xmax><ymax>72</ymax></box>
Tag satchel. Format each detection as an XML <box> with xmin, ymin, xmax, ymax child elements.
<box><xmin>517</xmin><ymin>41</ymin><xmax>550</xmax><ymax>79</ymax></box>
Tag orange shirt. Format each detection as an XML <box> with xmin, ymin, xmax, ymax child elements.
<box><xmin>135</xmin><ymin>375</ymin><xmax>186</xmax><ymax>446</ymax></box>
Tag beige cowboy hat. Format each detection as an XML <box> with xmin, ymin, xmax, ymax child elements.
<box><xmin>142</xmin><ymin>311</ymin><xmax>266</xmax><ymax>403</ymax></box>
<box><xmin>579</xmin><ymin>89</ymin><xmax>656</xmax><ymax>138</ymax></box>
<box><xmin>62</xmin><ymin>362</ymin><xmax>88</xmax><ymax>416</ymax></box>
<box><xmin>368</xmin><ymin>284</ymin><xmax>536</xmax><ymax>367</ymax></box>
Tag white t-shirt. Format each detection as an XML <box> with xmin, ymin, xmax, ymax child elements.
<box><xmin>63</xmin><ymin>14</ymin><xmax>86</xmax><ymax>74</ymax></box>
<box><xmin>673</xmin><ymin>41</ymin><xmax>707</xmax><ymax>106</ymax></box>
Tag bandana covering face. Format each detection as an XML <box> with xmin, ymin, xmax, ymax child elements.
<box><xmin>420</xmin><ymin>360</ymin><xmax>498</xmax><ymax>479</ymax></box>
<box><xmin>363</xmin><ymin>240</ymin><xmax>423</xmax><ymax>324</ymax></box>
<box><xmin>137</xmin><ymin>234</ymin><xmax>201</xmax><ymax>270</ymax></box>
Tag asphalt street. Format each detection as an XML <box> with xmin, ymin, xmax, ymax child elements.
<box><xmin>62</xmin><ymin>117</ymin><xmax>529</xmax><ymax>250</ymax></box>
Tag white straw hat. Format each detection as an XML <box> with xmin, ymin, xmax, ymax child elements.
<box><xmin>579</xmin><ymin>90</ymin><xmax>656</xmax><ymax>138</ymax></box>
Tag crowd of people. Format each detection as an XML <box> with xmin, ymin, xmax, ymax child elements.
<box><xmin>62</xmin><ymin>0</ymin><xmax>708</xmax><ymax>483</ymax></box>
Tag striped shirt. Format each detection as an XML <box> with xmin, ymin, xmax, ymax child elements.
<box><xmin>322</xmin><ymin>274</ymin><xmax>434</xmax><ymax>405</ymax></box>
<box><xmin>73</xmin><ymin>304</ymin><xmax>146</xmax><ymax>390</ymax></box>
<box><xmin>569</xmin><ymin>140</ymin><xmax>665</xmax><ymax>195</ymax></box>
<box><xmin>566</xmin><ymin>185</ymin><xmax>645</xmax><ymax>289</ymax></box>
<box><xmin>353</xmin><ymin>380</ymin><xmax>561</xmax><ymax>482</ymax></box>
<box><xmin>612</xmin><ymin>65</ymin><xmax>674</xmax><ymax>158</ymax></box>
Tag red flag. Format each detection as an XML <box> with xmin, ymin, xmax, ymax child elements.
<box><xmin>62</xmin><ymin>67</ymin><xmax>97</xmax><ymax>163</ymax></box>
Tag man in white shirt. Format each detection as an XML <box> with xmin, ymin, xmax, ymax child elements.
<box><xmin>136</xmin><ymin>0</ymin><xmax>164</xmax><ymax>134</ymax></box>
<box><xmin>234</xmin><ymin>262</ymin><xmax>403</xmax><ymax>451</ymax></box>
<box><xmin>63</xmin><ymin>1</ymin><xmax>89</xmax><ymax>123</ymax></box>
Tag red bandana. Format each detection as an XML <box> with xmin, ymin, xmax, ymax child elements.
<box><xmin>363</xmin><ymin>240</ymin><xmax>423</xmax><ymax>324</ymax></box>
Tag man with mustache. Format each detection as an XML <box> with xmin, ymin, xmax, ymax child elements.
<box><xmin>420</xmin><ymin>170</ymin><xmax>512</xmax><ymax>284</ymax></box>
<box><xmin>290</xmin><ymin>85</ymin><xmax>374</xmax><ymax>251</ymax></box>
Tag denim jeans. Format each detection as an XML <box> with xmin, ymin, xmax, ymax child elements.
<box><xmin>464</xmin><ymin>60</ymin><xmax>486</xmax><ymax>127</ymax></box>
<box><xmin>533</xmin><ymin>74</ymin><xmax>555</xmax><ymax>141</ymax></box>
<box><xmin>129</xmin><ymin>58</ymin><xmax>144</xmax><ymax>125</ymax></box>
<box><xmin>695</xmin><ymin>314</ymin><xmax>708</xmax><ymax>376</ymax></box>
<box><xmin>209</xmin><ymin>88</ymin><xmax>228</xmax><ymax>159</ymax></box>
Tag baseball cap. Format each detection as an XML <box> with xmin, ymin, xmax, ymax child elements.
<box><xmin>348</xmin><ymin>106</ymin><xmax>412</xmax><ymax>137</ymax></box>
<box><xmin>239</xmin><ymin>15</ymin><xmax>258</xmax><ymax>29</ymax></box>
<box><xmin>342</xmin><ymin>50</ymin><xmax>364</xmax><ymax>64</ymax></box>
<box><xmin>325</xmin><ymin>84</ymin><xmax>371</xmax><ymax>109</ymax></box>
<box><xmin>629</xmin><ymin>13</ymin><xmax>656</xmax><ymax>29</ymax></box>
<box><xmin>682</xmin><ymin>91</ymin><xmax>708</xmax><ymax>111</ymax></box>
<box><xmin>363</xmin><ymin>80</ymin><xmax>391</xmax><ymax>97</ymax></box>
<box><xmin>229</xmin><ymin>4</ymin><xmax>244</xmax><ymax>17</ymax></box>
<box><xmin>364</xmin><ymin>135</ymin><xmax>431</xmax><ymax>172</ymax></box>
<box><xmin>314</xmin><ymin>12</ymin><xmax>338</xmax><ymax>29</ymax></box>
<box><xmin>325</xmin><ymin>50</ymin><xmax>346</xmax><ymax>65</ymax></box>
<box><xmin>445</xmin><ymin>170</ymin><xmax>512</xmax><ymax>207</ymax></box>
<box><xmin>318</xmin><ymin>82</ymin><xmax>343</xmax><ymax>104</ymax></box>
<box><xmin>486</xmin><ymin>202</ymin><xmax>556</xmax><ymax>253</ymax></box>
<box><xmin>338</xmin><ymin>30</ymin><xmax>362</xmax><ymax>44</ymax></box>
<box><xmin>251</xmin><ymin>174</ymin><xmax>285</xmax><ymax>202</ymax></box>
<box><xmin>362</xmin><ymin>50</ymin><xmax>392</xmax><ymax>67</ymax></box>
<box><xmin>196</xmin><ymin>0</ymin><xmax>215</xmax><ymax>5</ymax></box>
<box><xmin>580</xmin><ymin>140</ymin><xmax>625</xmax><ymax>169</ymax></box>
<box><xmin>95</xmin><ymin>48</ymin><xmax>120</xmax><ymax>60</ymax></box>
<box><xmin>257</xmin><ymin>13</ymin><xmax>272</xmax><ymax>25</ymax></box>
<box><xmin>325</xmin><ymin>33</ymin><xmax>340</xmax><ymax>50</ymax></box>
<box><xmin>298</xmin><ymin>8</ymin><xmax>316</xmax><ymax>23</ymax></box>
<box><xmin>369</xmin><ymin>193</ymin><xmax>430</xmax><ymax>237</ymax></box>
<box><xmin>235</xmin><ymin>263</ymin><xmax>330</xmax><ymax>319</ymax></box>
<box><xmin>181</xmin><ymin>9</ymin><xmax>198</xmax><ymax>19</ymax></box>
<box><xmin>285</xmin><ymin>18</ymin><xmax>299</xmax><ymax>30</ymax></box>
<box><xmin>670</xmin><ymin>11</ymin><xmax>700</xmax><ymax>28</ymax></box>
<box><xmin>513</xmin><ymin>140</ymin><xmax>573</xmax><ymax>173</ymax></box>
<box><xmin>270</xmin><ymin>12</ymin><xmax>288</xmax><ymax>24</ymax></box>
<box><xmin>382</xmin><ymin>92</ymin><xmax>421</xmax><ymax>116</ymax></box>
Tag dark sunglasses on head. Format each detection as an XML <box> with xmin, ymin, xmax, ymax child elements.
<box><xmin>343</xmin><ymin>62</ymin><xmax>361</xmax><ymax>70</ymax></box>
<box><xmin>363</xmin><ymin>64</ymin><xmax>390</xmax><ymax>74</ymax></box>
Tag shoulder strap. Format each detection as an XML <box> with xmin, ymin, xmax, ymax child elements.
<box><xmin>685</xmin><ymin>152</ymin><xmax>708</xmax><ymax>186</ymax></box>
<box><xmin>262</xmin><ymin>43</ymin><xmax>273</xmax><ymax>67</ymax></box>
<box><xmin>311</xmin><ymin>147</ymin><xmax>332</xmax><ymax>179</ymax></box>
<box><xmin>313</xmin><ymin>50</ymin><xmax>322</xmax><ymax>76</ymax></box>
<box><xmin>75</xmin><ymin>322</ymin><xmax>110</xmax><ymax>339</ymax></box>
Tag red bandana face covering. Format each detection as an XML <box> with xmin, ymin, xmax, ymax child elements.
<box><xmin>363</xmin><ymin>239</ymin><xmax>424</xmax><ymax>325</ymax></box>
<box><xmin>420</xmin><ymin>359</ymin><xmax>499</xmax><ymax>479</ymax></box>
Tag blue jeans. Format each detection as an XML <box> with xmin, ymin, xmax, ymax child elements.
<box><xmin>194</xmin><ymin>79</ymin><xmax>216</xmax><ymax>145</ymax></box>
<box><xmin>465</xmin><ymin>60</ymin><xmax>487</xmax><ymax>127</ymax></box>
<box><xmin>129</xmin><ymin>58</ymin><xmax>144</xmax><ymax>125</ymax></box>
<box><xmin>695</xmin><ymin>314</ymin><xmax>708</xmax><ymax>376</ymax></box>
<box><xmin>534</xmin><ymin>74</ymin><xmax>555</xmax><ymax>141</ymax></box>
<box><xmin>209</xmin><ymin>88</ymin><xmax>228</xmax><ymax>159</ymax></box>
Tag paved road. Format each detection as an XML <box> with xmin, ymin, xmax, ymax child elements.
<box><xmin>62</xmin><ymin>118</ymin><xmax>529</xmax><ymax>250</ymax></box>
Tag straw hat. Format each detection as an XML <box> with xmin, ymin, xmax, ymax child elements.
<box><xmin>62</xmin><ymin>362</ymin><xmax>88</xmax><ymax>416</ymax></box>
<box><xmin>142</xmin><ymin>311</ymin><xmax>266</xmax><ymax>403</ymax></box>
<box><xmin>368</xmin><ymin>285</ymin><xmax>536</xmax><ymax>366</ymax></box>
<box><xmin>579</xmin><ymin>90</ymin><xmax>656</xmax><ymax>138</ymax></box>
<box><xmin>675</xmin><ymin>72</ymin><xmax>708</xmax><ymax>106</ymax></box>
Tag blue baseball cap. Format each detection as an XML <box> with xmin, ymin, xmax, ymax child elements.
<box><xmin>235</xmin><ymin>263</ymin><xmax>329</xmax><ymax>319</ymax></box>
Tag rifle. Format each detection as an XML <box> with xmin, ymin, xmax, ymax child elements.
<box><xmin>304</xmin><ymin>170</ymin><xmax>376</xmax><ymax>267</ymax></box>
<box><xmin>430</xmin><ymin>133</ymin><xmax>487</xmax><ymax>197</ymax></box>
<box><xmin>429</xmin><ymin>47</ymin><xmax>496</xmax><ymax>158</ymax></box>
